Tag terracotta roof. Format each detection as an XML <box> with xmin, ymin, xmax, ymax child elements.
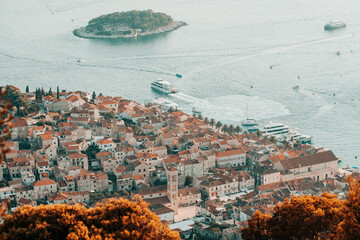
<box><xmin>96</xmin><ymin>152</ymin><xmax>112</xmax><ymax>157</ymax></box>
<box><xmin>278</xmin><ymin>150</ymin><xmax>337</xmax><ymax>170</ymax></box>
<box><xmin>69</xmin><ymin>152</ymin><xmax>87</xmax><ymax>159</ymax></box>
<box><xmin>178</xmin><ymin>187</ymin><xmax>201</xmax><ymax>196</ymax></box>
<box><xmin>97</xmin><ymin>139</ymin><xmax>114</xmax><ymax>145</ymax></box>
<box><xmin>40</xmin><ymin>134</ymin><xmax>53</xmax><ymax>140</ymax></box>
<box><xmin>37</xmin><ymin>161</ymin><xmax>49</xmax><ymax>167</ymax></box>
<box><xmin>215</xmin><ymin>149</ymin><xmax>245</xmax><ymax>157</ymax></box>
<box><xmin>33</xmin><ymin>179</ymin><xmax>56</xmax><ymax>187</ymax></box>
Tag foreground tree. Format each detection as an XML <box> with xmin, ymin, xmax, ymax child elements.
<box><xmin>0</xmin><ymin>196</ymin><xmax>180</xmax><ymax>240</ymax></box>
<box><xmin>337</xmin><ymin>177</ymin><xmax>360</xmax><ymax>239</ymax></box>
<box><xmin>242</xmin><ymin>192</ymin><xmax>342</xmax><ymax>240</ymax></box>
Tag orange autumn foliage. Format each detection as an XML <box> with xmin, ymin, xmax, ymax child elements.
<box><xmin>0</xmin><ymin>196</ymin><xmax>180</xmax><ymax>240</ymax></box>
<box><xmin>242</xmin><ymin>177</ymin><xmax>360</xmax><ymax>240</ymax></box>
<box><xmin>337</xmin><ymin>177</ymin><xmax>360</xmax><ymax>240</ymax></box>
<box><xmin>0</xmin><ymin>87</ymin><xmax>14</xmax><ymax>164</ymax></box>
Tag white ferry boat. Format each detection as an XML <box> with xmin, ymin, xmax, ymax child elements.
<box><xmin>152</xmin><ymin>97</ymin><xmax>182</xmax><ymax>111</ymax></box>
<box><xmin>324</xmin><ymin>20</ymin><xmax>346</xmax><ymax>31</ymax></box>
<box><xmin>151</xmin><ymin>79</ymin><xmax>178</xmax><ymax>94</ymax></box>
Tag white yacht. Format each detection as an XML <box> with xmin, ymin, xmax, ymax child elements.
<box><xmin>280</xmin><ymin>130</ymin><xmax>312</xmax><ymax>144</ymax></box>
<box><xmin>151</xmin><ymin>79</ymin><xmax>178</xmax><ymax>94</ymax></box>
<box><xmin>260</xmin><ymin>122</ymin><xmax>290</xmax><ymax>136</ymax></box>
<box><xmin>260</xmin><ymin>122</ymin><xmax>312</xmax><ymax>144</ymax></box>
<box><xmin>324</xmin><ymin>20</ymin><xmax>346</xmax><ymax>31</ymax></box>
<box><xmin>152</xmin><ymin>97</ymin><xmax>182</xmax><ymax>111</ymax></box>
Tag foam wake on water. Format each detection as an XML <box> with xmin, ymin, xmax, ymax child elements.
<box><xmin>168</xmin><ymin>93</ymin><xmax>289</xmax><ymax>122</ymax></box>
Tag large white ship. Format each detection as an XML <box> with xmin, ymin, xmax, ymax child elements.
<box><xmin>151</xmin><ymin>79</ymin><xmax>178</xmax><ymax>94</ymax></box>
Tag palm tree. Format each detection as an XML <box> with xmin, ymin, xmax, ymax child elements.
<box><xmin>269</xmin><ymin>136</ymin><xmax>276</xmax><ymax>143</ymax></box>
<box><xmin>256</xmin><ymin>130</ymin><xmax>262</xmax><ymax>138</ymax></box>
<box><xmin>281</xmin><ymin>139</ymin><xmax>290</xmax><ymax>149</ymax></box>
<box><xmin>210</xmin><ymin>118</ymin><xmax>215</xmax><ymax>129</ymax></box>
<box><xmin>235</xmin><ymin>126</ymin><xmax>241</xmax><ymax>135</ymax></box>
<box><xmin>216</xmin><ymin>121</ymin><xmax>222</xmax><ymax>130</ymax></box>
<box><xmin>228</xmin><ymin>124</ymin><xmax>234</xmax><ymax>135</ymax></box>
<box><xmin>222</xmin><ymin>124</ymin><xmax>228</xmax><ymax>134</ymax></box>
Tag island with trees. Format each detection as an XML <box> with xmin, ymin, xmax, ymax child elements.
<box><xmin>74</xmin><ymin>10</ymin><xmax>186</xmax><ymax>39</ymax></box>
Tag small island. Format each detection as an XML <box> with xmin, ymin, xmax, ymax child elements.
<box><xmin>74</xmin><ymin>10</ymin><xmax>186</xmax><ymax>39</ymax></box>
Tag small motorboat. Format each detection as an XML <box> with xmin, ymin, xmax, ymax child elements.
<box><xmin>336</xmin><ymin>50</ymin><xmax>342</xmax><ymax>55</ymax></box>
<box><xmin>175</xmin><ymin>73</ymin><xmax>182</xmax><ymax>78</ymax></box>
<box><xmin>192</xmin><ymin>106</ymin><xmax>201</xmax><ymax>115</ymax></box>
<box><xmin>77</xmin><ymin>58</ymin><xmax>84</xmax><ymax>63</ymax></box>
<box><xmin>293</xmin><ymin>85</ymin><xmax>300</xmax><ymax>90</ymax></box>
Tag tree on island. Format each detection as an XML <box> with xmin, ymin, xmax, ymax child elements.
<box><xmin>0</xmin><ymin>196</ymin><xmax>180</xmax><ymax>240</ymax></box>
<box><xmin>25</xmin><ymin>85</ymin><xmax>29</xmax><ymax>93</ymax></box>
<box><xmin>86</xmin><ymin>10</ymin><xmax>174</xmax><ymax>33</ymax></box>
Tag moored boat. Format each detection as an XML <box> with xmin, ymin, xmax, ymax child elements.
<box><xmin>324</xmin><ymin>20</ymin><xmax>346</xmax><ymax>31</ymax></box>
<box><xmin>175</xmin><ymin>73</ymin><xmax>182</xmax><ymax>78</ymax></box>
<box><xmin>192</xmin><ymin>106</ymin><xmax>202</xmax><ymax>115</ymax></box>
<box><xmin>152</xmin><ymin>97</ymin><xmax>182</xmax><ymax>111</ymax></box>
<box><xmin>241</xmin><ymin>119</ymin><xmax>258</xmax><ymax>127</ymax></box>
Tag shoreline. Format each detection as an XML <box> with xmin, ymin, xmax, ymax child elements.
<box><xmin>73</xmin><ymin>21</ymin><xmax>187</xmax><ymax>39</ymax></box>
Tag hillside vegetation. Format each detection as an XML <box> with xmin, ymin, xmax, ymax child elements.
<box><xmin>86</xmin><ymin>9</ymin><xmax>173</xmax><ymax>32</ymax></box>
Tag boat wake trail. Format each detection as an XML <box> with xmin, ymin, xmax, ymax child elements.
<box><xmin>169</xmin><ymin>92</ymin><xmax>197</xmax><ymax>103</ymax></box>
<box><xmin>67</xmin><ymin>62</ymin><xmax>174</xmax><ymax>76</ymax></box>
<box><xmin>37</xmin><ymin>0</ymin><xmax>106</xmax><ymax>14</ymax></box>
<box><xmin>187</xmin><ymin>34</ymin><xmax>354</xmax><ymax>76</ymax></box>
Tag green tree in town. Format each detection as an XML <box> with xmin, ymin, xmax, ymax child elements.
<box><xmin>48</xmin><ymin>87</ymin><xmax>52</xmax><ymax>96</ymax></box>
<box><xmin>84</xmin><ymin>142</ymin><xmax>101</xmax><ymax>160</ymax></box>
<box><xmin>57</xmin><ymin>86</ymin><xmax>60</xmax><ymax>99</ymax></box>
<box><xmin>25</xmin><ymin>85</ymin><xmax>29</xmax><ymax>93</ymax></box>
